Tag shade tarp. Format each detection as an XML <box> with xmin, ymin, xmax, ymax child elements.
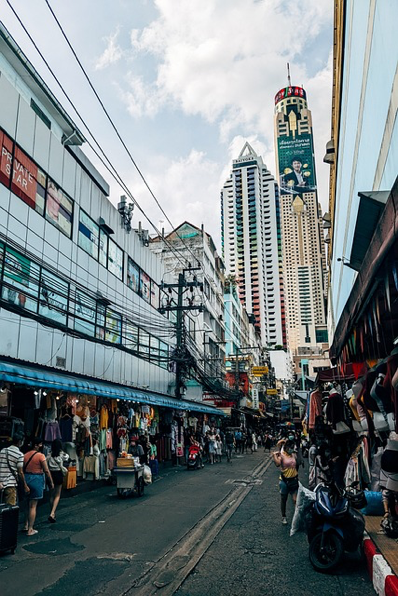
<box><xmin>0</xmin><ymin>360</ymin><xmax>225</xmax><ymax>416</ymax></box>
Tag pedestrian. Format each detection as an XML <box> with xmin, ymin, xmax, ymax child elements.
<box><xmin>225</xmin><ymin>429</ymin><xmax>235</xmax><ymax>463</ymax></box>
<box><xmin>246</xmin><ymin>430</ymin><xmax>253</xmax><ymax>453</ymax></box>
<box><xmin>148</xmin><ymin>436</ymin><xmax>159</xmax><ymax>479</ymax></box>
<box><xmin>208</xmin><ymin>427</ymin><xmax>217</xmax><ymax>464</ymax></box>
<box><xmin>234</xmin><ymin>429</ymin><xmax>242</xmax><ymax>454</ymax></box>
<box><xmin>47</xmin><ymin>439</ymin><xmax>69</xmax><ymax>523</ymax></box>
<box><xmin>272</xmin><ymin>438</ymin><xmax>299</xmax><ymax>525</ymax></box>
<box><xmin>0</xmin><ymin>433</ymin><xmax>30</xmax><ymax>505</ymax></box>
<box><xmin>24</xmin><ymin>437</ymin><xmax>54</xmax><ymax>536</ymax></box>
<box><xmin>252</xmin><ymin>432</ymin><xmax>258</xmax><ymax>452</ymax></box>
<box><xmin>215</xmin><ymin>434</ymin><xmax>222</xmax><ymax>463</ymax></box>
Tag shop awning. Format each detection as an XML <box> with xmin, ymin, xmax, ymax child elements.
<box><xmin>330</xmin><ymin>177</ymin><xmax>398</xmax><ymax>360</ymax></box>
<box><xmin>0</xmin><ymin>360</ymin><xmax>225</xmax><ymax>416</ymax></box>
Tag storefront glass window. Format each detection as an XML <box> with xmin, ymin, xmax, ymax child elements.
<box><xmin>46</xmin><ymin>178</ymin><xmax>73</xmax><ymax>238</ymax></box>
<box><xmin>78</xmin><ymin>210</ymin><xmax>99</xmax><ymax>259</ymax></box>
<box><xmin>0</xmin><ymin>131</ymin><xmax>13</xmax><ymax>187</ymax></box>
<box><xmin>105</xmin><ymin>309</ymin><xmax>122</xmax><ymax>344</ymax></box>
<box><xmin>1</xmin><ymin>247</ymin><xmax>39</xmax><ymax>313</ymax></box>
<box><xmin>108</xmin><ymin>237</ymin><xmax>123</xmax><ymax>280</ymax></box>
<box><xmin>74</xmin><ymin>289</ymin><xmax>96</xmax><ymax>337</ymax></box>
<box><xmin>11</xmin><ymin>146</ymin><xmax>46</xmax><ymax>215</ymax></box>
<box><xmin>39</xmin><ymin>268</ymin><xmax>69</xmax><ymax>326</ymax></box>
<box><xmin>127</xmin><ymin>258</ymin><xmax>140</xmax><ymax>294</ymax></box>
<box><xmin>0</xmin><ymin>242</ymin><xmax>3</xmax><ymax>277</ymax></box>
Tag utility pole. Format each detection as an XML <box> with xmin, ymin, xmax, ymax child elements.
<box><xmin>159</xmin><ymin>267</ymin><xmax>202</xmax><ymax>399</ymax></box>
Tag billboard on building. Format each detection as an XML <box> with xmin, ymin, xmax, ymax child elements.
<box><xmin>278</xmin><ymin>134</ymin><xmax>316</xmax><ymax>196</ymax></box>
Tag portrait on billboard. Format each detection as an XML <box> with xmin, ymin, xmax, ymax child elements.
<box><xmin>278</xmin><ymin>134</ymin><xmax>316</xmax><ymax>196</ymax></box>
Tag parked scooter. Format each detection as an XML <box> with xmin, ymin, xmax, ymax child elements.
<box><xmin>187</xmin><ymin>443</ymin><xmax>203</xmax><ymax>471</ymax></box>
<box><xmin>306</xmin><ymin>480</ymin><xmax>366</xmax><ymax>572</ymax></box>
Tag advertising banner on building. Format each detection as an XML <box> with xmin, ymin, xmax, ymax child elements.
<box><xmin>252</xmin><ymin>387</ymin><xmax>259</xmax><ymax>410</ymax></box>
<box><xmin>278</xmin><ymin>134</ymin><xmax>316</xmax><ymax>196</ymax></box>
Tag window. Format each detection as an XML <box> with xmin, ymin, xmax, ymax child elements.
<box><xmin>140</xmin><ymin>330</ymin><xmax>150</xmax><ymax>355</ymax></box>
<box><xmin>140</xmin><ymin>271</ymin><xmax>151</xmax><ymax>304</ymax></box>
<box><xmin>99</xmin><ymin>229</ymin><xmax>108</xmax><ymax>267</ymax></box>
<box><xmin>74</xmin><ymin>289</ymin><xmax>96</xmax><ymax>337</ymax></box>
<box><xmin>39</xmin><ymin>268</ymin><xmax>69</xmax><ymax>326</ymax></box>
<box><xmin>150</xmin><ymin>282</ymin><xmax>159</xmax><ymax>309</ymax></box>
<box><xmin>46</xmin><ymin>178</ymin><xmax>73</xmax><ymax>238</ymax></box>
<box><xmin>316</xmin><ymin>328</ymin><xmax>328</xmax><ymax>343</ymax></box>
<box><xmin>124</xmin><ymin>319</ymin><xmax>139</xmax><ymax>351</ymax></box>
<box><xmin>108</xmin><ymin>237</ymin><xmax>123</xmax><ymax>280</ymax></box>
<box><xmin>0</xmin><ymin>130</ymin><xmax>13</xmax><ymax>187</ymax></box>
<box><xmin>78</xmin><ymin>210</ymin><xmax>99</xmax><ymax>259</ymax></box>
<box><xmin>127</xmin><ymin>258</ymin><xmax>140</xmax><ymax>294</ymax></box>
<box><xmin>2</xmin><ymin>246</ymin><xmax>39</xmax><ymax>313</ymax></box>
<box><xmin>105</xmin><ymin>309</ymin><xmax>121</xmax><ymax>344</ymax></box>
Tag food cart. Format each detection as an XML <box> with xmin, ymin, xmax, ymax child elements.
<box><xmin>114</xmin><ymin>457</ymin><xmax>145</xmax><ymax>498</ymax></box>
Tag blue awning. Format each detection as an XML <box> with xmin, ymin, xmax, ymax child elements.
<box><xmin>0</xmin><ymin>361</ymin><xmax>225</xmax><ymax>416</ymax></box>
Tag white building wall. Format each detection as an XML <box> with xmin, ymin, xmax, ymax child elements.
<box><xmin>0</xmin><ymin>57</ymin><xmax>174</xmax><ymax>395</ymax></box>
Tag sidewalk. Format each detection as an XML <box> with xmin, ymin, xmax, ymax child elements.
<box><xmin>363</xmin><ymin>516</ymin><xmax>398</xmax><ymax>596</ymax></box>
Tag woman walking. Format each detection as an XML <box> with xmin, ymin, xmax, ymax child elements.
<box><xmin>272</xmin><ymin>438</ymin><xmax>299</xmax><ymax>525</ymax></box>
<box><xmin>47</xmin><ymin>439</ymin><xmax>69</xmax><ymax>523</ymax></box>
<box><xmin>24</xmin><ymin>438</ymin><xmax>54</xmax><ymax>536</ymax></box>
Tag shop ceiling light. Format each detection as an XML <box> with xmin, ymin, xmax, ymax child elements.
<box><xmin>34</xmin><ymin>390</ymin><xmax>39</xmax><ymax>396</ymax></box>
<box><xmin>43</xmin><ymin>391</ymin><xmax>47</xmax><ymax>396</ymax></box>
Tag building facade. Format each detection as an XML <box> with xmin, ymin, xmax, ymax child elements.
<box><xmin>326</xmin><ymin>0</ymin><xmax>398</xmax><ymax>345</ymax></box>
<box><xmin>0</xmin><ymin>24</ymin><xmax>222</xmax><ymax>433</ymax></box>
<box><xmin>274</xmin><ymin>84</ymin><xmax>329</xmax><ymax>377</ymax></box>
<box><xmin>221</xmin><ymin>142</ymin><xmax>284</xmax><ymax>348</ymax></box>
<box><xmin>150</xmin><ymin>222</ymin><xmax>227</xmax><ymax>402</ymax></box>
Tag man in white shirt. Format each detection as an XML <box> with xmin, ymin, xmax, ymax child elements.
<box><xmin>0</xmin><ymin>434</ymin><xmax>29</xmax><ymax>505</ymax></box>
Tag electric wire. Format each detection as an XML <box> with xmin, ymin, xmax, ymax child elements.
<box><xmin>43</xmin><ymin>0</ymin><xmax>211</xmax><ymax>281</ymax></box>
<box><xmin>4</xmin><ymin>0</ymin><xmax>189</xmax><ymax>272</ymax></box>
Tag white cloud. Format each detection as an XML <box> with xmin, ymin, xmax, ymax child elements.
<box><xmin>95</xmin><ymin>30</ymin><xmax>123</xmax><ymax>70</ymax></box>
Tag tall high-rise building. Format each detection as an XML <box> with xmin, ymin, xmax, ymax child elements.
<box><xmin>221</xmin><ymin>142</ymin><xmax>285</xmax><ymax>348</ymax></box>
<box><xmin>274</xmin><ymin>84</ymin><xmax>328</xmax><ymax>377</ymax></box>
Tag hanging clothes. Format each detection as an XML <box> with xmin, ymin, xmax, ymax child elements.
<box><xmin>99</xmin><ymin>405</ymin><xmax>109</xmax><ymax>430</ymax></box>
<box><xmin>309</xmin><ymin>389</ymin><xmax>322</xmax><ymax>429</ymax></box>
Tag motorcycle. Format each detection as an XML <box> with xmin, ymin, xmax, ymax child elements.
<box><xmin>306</xmin><ymin>480</ymin><xmax>366</xmax><ymax>572</ymax></box>
<box><xmin>187</xmin><ymin>444</ymin><xmax>203</xmax><ymax>471</ymax></box>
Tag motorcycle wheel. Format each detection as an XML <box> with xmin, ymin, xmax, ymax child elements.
<box><xmin>309</xmin><ymin>532</ymin><xmax>344</xmax><ymax>573</ymax></box>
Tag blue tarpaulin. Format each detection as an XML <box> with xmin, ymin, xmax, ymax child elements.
<box><xmin>0</xmin><ymin>360</ymin><xmax>225</xmax><ymax>416</ymax></box>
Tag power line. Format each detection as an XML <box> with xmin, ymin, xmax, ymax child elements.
<box><xmin>4</xmin><ymin>0</ymin><xmax>189</xmax><ymax>271</ymax></box>
<box><xmin>43</xmin><ymin>0</ymin><xmax>210</xmax><ymax>280</ymax></box>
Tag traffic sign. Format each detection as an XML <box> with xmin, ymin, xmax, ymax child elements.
<box><xmin>251</xmin><ymin>366</ymin><xmax>269</xmax><ymax>376</ymax></box>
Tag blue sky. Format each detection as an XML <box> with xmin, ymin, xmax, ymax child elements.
<box><xmin>1</xmin><ymin>0</ymin><xmax>334</xmax><ymax>249</ymax></box>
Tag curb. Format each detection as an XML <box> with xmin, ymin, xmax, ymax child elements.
<box><xmin>363</xmin><ymin>531</ymin><xmax>398</xmax><ymax>596</ymax></box>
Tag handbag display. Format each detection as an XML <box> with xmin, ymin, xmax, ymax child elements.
<box><xmin>373</xmin><ymin>412</ymin><xmax>390</xmax><ymax>432</ymax></box>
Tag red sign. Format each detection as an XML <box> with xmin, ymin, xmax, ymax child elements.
<box><xmin>275</xmin><ymin>86</ymin><xmax>306</xmax><ymax>105</ymax></box>
<box><xmin>11</xmin><ymin>146</ymin><xmax>38</xmax><ymax>209</ymax></box>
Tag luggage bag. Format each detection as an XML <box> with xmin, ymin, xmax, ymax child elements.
<box><xmin>0</xmin><ymin>501</ymin><xmax>19</xmax><ymax>555</ymax></box>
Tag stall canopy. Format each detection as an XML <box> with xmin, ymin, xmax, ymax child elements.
<box><xmin>0</xmin><ymin>360</ymin><xmax>225</xmax><ymax>416</ymax></box>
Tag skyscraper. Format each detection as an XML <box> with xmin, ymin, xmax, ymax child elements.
<box><xmin>221</xmin><ymin>142</ymin><xmax>285</xmax><ymax>348</ymax></box>
<box><xmin>274</xmin><ymin>84</ymin><xmax>328</xmax><ymax>377</ymax></box>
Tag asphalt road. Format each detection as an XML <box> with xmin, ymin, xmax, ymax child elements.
<box><xmin>0</xmin><ymin>450</ymin><xmax>375</xmax><ymax>596</ymax></box>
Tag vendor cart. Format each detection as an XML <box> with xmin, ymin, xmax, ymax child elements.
<box><xmin>114</xmin><ymin>464</ymin><xmax>145</xmax><ymax>498</ymax></box>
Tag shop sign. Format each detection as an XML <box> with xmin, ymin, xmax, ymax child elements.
<box><xmin>252</xmin><ymin>366</ymin><xmax>268</xmax><ymax>376</ymax></box>
<box><xmin>277</xmin><ymin>133</ymin><xmax>316</xmax><ymax>197</ymax></box>
<box><xmin>252</xmin><ymin>387</ymin><xmax>259</xmax><ymax>409</ymax></box>
<box><xmin>267</xmin><ymin>388</ymin><xmax>278</xmax><ymax>395</ymax></box>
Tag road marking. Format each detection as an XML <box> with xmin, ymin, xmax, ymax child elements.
<box><xmin>124</xmin><ymin>456</ymin><xmax>273</xmax><ymax>596</ymax></box>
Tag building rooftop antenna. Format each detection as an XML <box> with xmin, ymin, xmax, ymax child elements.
<box><xmin>287</xmin><ymin>62</ymin><xmax>292</xmax><ymax>87</ymax></box>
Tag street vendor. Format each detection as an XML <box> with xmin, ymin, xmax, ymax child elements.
<box><xmin>128</xmin><ymin>436</ymin><xmax>144</xmax><ymax>463</ymax></box>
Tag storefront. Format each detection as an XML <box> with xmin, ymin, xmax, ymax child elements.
<box><xmin>0</xmin><ymin>359</ymin><xmax>225</xmax><ymax>486</ymax></box>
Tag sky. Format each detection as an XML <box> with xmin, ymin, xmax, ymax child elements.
<box><xmin>1</xmin><ymin>0</ymin><xmax>334</xmax><ymax>252</ymax></box>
